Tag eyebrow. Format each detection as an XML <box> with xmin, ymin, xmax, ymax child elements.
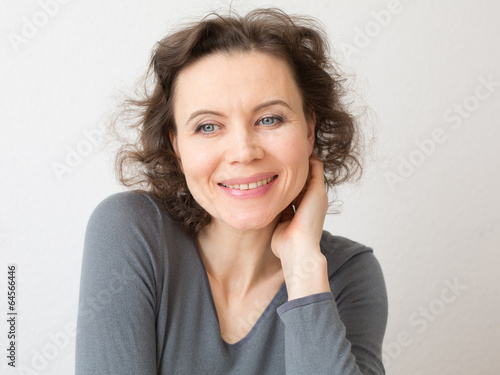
<box><xmin>184</xmin><ymin>99</ymin><xmax>292</xmax><ymax>126</ymax></box>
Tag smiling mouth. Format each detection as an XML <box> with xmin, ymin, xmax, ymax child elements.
<box><xmin>219</xmin><ymin>175</ymin><xmax>278</xmax><ymax>190</ymax></box>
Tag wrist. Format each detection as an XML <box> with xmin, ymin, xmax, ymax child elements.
<box><xmin>281</xmin><ymin>249</ymin><xmax>330</xmax><ymax>301</ymax></box>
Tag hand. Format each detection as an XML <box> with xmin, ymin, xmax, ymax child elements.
<box><xmin>271</xmin><ymin>155</ymin><xmax>330</xmax><ymax>300</ymax></box>
<box><xmin>271</xmin><ymin>155</ymin><xmax>329</xmax><ymax>260</ymax></box>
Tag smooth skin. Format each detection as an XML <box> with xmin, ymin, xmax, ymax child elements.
<box><xmin>171</xmin><ymin>51</ymin><xmax>330</xmax><ymax>342</ymax></box>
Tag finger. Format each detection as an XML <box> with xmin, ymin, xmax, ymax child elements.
<box><xmin>293</xmin><ymin>157</ymin><xmax>328</xmax><ymax>228</ymax></box>
<box><xmin>308</xmin><ymin>156</ymin><xmax>325</xmax><ymax>187</ymax></box>
<box><xmin>292</xmin><ymin>156</ymin><xmax>323</xmax><ymax>209</ymax></box>
<box><xmin>310</xmin><ymin>151</ymin><xmax>321</xmax><ymax>161</ymax></box>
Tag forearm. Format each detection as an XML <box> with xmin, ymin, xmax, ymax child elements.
<box><xmin>276</xmin><ymin>250</ymin><xmax>388</xmax><ymax>374</ymax></box>
<box><xmin>280</xmin><ymin>245</ymin><xmax>331</xmax><ymax>301</ymax></box>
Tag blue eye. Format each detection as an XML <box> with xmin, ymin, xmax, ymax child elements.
<box><xmin>196</xmin><ymin>123</ymin><xmax>218</xmax><ymax>133</ymax></box>
<box><xmin>202</xmin><ymin>124</ymin><xmax>215</xmax><ymax>132</ymax></box>
<box><xmin>259</xmin><ymin>116</ymin><xmax>283</xmax><ymax>126</ymax></box>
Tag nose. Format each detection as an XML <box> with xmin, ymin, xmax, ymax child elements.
<box><xmin>224</xmin><ymin>126</ymin><xmax>264</xmax><ymax>164</ymax></box>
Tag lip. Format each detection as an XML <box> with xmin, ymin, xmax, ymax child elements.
<box><xmin>218</xmin><ymin>174</ymin><xmax>278</xmax><ymax>199</ymax></box>
<box><xmin>218</xmin><ymin>172</ymin><xmax>277</xmax><ymax>186</ymax></box>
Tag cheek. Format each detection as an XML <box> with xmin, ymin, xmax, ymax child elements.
<box><xmin>178</xmin><ymin>145</ymin><xmax>218</xmax><ymax>197</ymax></box>
<box><xmin>271</xmin><ymin>133</ymin><xmax>311</xmax><ymax>190</ymax></box>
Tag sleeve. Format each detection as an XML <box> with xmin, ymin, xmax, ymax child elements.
<box><xmin>75</xmin><ymin>192</ymin><xmax>160</xmax><ymax>375</ymax></box>
<box><xmin>276</xmin><ymin>250</ymin><xmax>388</xmax><ymax>375</ymax></box>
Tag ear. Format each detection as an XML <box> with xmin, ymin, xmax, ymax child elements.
<box><xmin>169</xmin><ymin>131</ymin><xmax>183</xmax><ymax>173</ymax></box>
<box><xmin>306</xmin><ymin>109</ymin><xmax>316</xmax><ymax>155</ymax></box>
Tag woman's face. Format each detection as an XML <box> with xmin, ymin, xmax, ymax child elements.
<box><xmin>171</xmin><ymin>51</ymin><xmax>315</xmax><ymax>232</ymax></box>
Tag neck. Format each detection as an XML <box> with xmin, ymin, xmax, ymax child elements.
<box><xmin>195</xmin><ymin>217</ymin><xmax>282</xmax><ymax>299</ymax></box>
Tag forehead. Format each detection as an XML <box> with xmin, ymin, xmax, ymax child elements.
<box><xmin>173</xmin><ymin>51</ymin><xmax>303</xmax><ymax>121</ymax></box>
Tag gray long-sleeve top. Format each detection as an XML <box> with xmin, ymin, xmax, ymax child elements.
<box><xmin>75</xmin><ymin>191</ymin><xmax>388</xmax><ymax>374</ymax></box>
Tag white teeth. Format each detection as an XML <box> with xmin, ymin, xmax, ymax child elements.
<box><xmin>221</xmin><ymin>176</ymin><xmax>276</xmax><ymax>190</ymax></box>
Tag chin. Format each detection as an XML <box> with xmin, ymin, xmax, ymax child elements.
<box><xmin>218</xmin><ymin>210</ymin><xmax>279</xmax><ymax>232</ymax></box>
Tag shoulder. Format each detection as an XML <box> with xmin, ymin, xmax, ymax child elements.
<box><xmin>86</xmin><ymin>190</ymin><xmax>181</xmax><ymax>234</ymax></box>
<box><xmin>84</xmin><ymin>191</ymin><xmax>177</xmax><ymax>259</ymax></box>
<box><xmin>88</xmin><ymin>190</ymin><xmax>161</xmax><ymax>223</ymax></box>
<box><xmin>320</xmin><ymin>230</ymin><xmax>377</xmax><ymax>278</ymax></box>
<box><xmin>320</xmin><ymin>230</ymin><xmax>387</xmax><ymax>310</ymax></box>
<box><xmin>85</xmin><ymin>189</ymin><xmax>186</xmax><ymax>251</ymax></box>
<box><xmin>82</xmin><ymin>191</ymin><xmax>181</xmax><ymax>282</ymax></box>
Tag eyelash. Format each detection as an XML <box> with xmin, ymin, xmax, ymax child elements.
<box><xmin>258</xmin><ymin>115</ymin><xmax>284</xmax><ymax>127</ymax></box>
<box><xmin>194</xmin><ymin>115</ymin><xmax>284</xmax><ymax>135</ymax></box>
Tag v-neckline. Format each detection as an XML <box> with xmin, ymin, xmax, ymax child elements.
<box><xmin>190</xmin><ymin>236</ymin><xmax>287</xmax><ymax>351</ymax></box>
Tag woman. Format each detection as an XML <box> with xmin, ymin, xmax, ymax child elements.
<box><xmin>75</xmin><ymin>7</ymin><xmax>388</xmax><ymax>375</ymax></box>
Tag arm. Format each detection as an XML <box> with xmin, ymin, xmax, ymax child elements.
<box><xmin>75</xmin><ymin>192</ymin><xmax>159</xmax><ymax>375</ymax></box>
<box><xmin>276</xmin><ymin>250</ymin><xmax>388</xmax><ymax>374</ymax></box>
<box><xmin>272</xmin><ymin>157</ymin><xmax>388</xmax><ymax>374</ymax></box>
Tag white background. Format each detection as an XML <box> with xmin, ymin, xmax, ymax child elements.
<box><xmin>1</xmin><ymin>0</ymin><xmax>499</xmax><ymax>374</ymax></box>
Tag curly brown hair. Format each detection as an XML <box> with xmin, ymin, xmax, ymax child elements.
<box><xmin>111</xmin><ymin>7</ymin><xmax>365</xmax><ymax>236</ymax></box>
